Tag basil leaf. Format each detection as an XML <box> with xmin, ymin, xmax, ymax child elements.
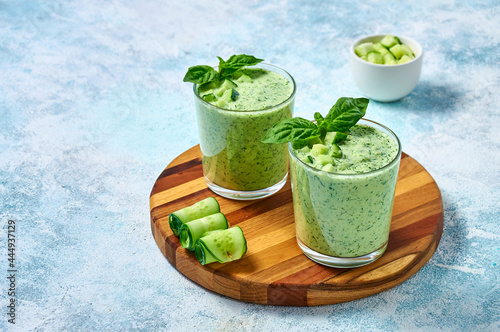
<box><xmin>323</xmin><ymin>97</ymin><xmax>369</xmax><ymax>132</ymax></box>
<box><xmin>291</xmin><ymin>135</ymin><xmax>322</xmax><ymax>149</ymax></box>
<box><xmin>314</xmin><ymin>112</ymin><xmax>324</xmax><ymax>127</ymax></box>
<box><xmin>333</xmin><ymin>132</ymin><xmax>348</xmax><ymax>143</ymax></box>
<box><xmin>183</xmin><ymin>65</ymin><xmax>220</xmax><ymax>84</ymax></box>
<box><xmin>220</xmin><ymin>54</ymin><xmax>264</xmax><ymax>77</ymax></box>
<box><xmin>217</xmin><ymin>56</ymin><xmax>226</xmax><ymax>68</ymax></box>
<box><xmin>261</xmin><ymin>117</ymin><xmax>318</xmax><ymax>144</ymax></box>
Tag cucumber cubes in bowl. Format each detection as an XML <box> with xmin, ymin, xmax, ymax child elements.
<box><xmin>354</xmin><ymin>35</ymin><xmax>415</xmax><ymax>65</ymax></box>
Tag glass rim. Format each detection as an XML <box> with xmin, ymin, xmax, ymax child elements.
<box><xmin>288</xmin><ymin>118</ymin><xmax>402</xmax><ymax>177</ymax></box>
<box><xmin>192</xmin><ymin>62</ymin><xmax>297</xmax><ymax>113</ymax></box>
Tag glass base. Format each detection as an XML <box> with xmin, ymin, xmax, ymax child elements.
<box><xmin>297</xmin><ymin>238</ymin><xmax>388</xmax><ymax>268</ymax></box>
<box><xmin>204</xmin><ymin>174</ymin><xmax>288</xmax><ymax>201</ymax></box>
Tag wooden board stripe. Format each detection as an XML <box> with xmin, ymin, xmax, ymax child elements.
<box><xmin>149</xmin><ymin>145</ymin><xmax>443</xmax><ymax>306</ymax></box>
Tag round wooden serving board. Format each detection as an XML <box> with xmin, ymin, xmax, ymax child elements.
<box><xmin>150</xmin><ymin>145</ymin><xmax>443</xmax><ymax>306</ymax></box>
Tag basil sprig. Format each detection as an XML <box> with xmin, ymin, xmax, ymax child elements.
<box><xmin>183</xmin><ymin>54</ymin><xmax>264</xmax><ymax>85</ymax></box>
<box><xmin>262</xmin><ymin>97</ymin><xmax>369</xmax><ymax>145</ymax></box>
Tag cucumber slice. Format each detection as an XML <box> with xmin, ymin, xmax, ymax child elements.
<box><xmin>311</xmin><ymin>144</ymin><xmax>329</xmax><ymax>156</ymax></box>
<box><xmin>366</xmin><ymin>51</ymin><xmax>384</xmax><ymax>64</ymax></box>
<box><xmin>380</xmin><ymin>35</ymin><xmax>399</xmax><ymax>48</ymax></box>
<box><xmin>194</xmin><ymin>226</ymin><xmax>247</xmax><ymax>265</ymax></box>
<box><xmin>179</xmin><ymin>212</ymin><xmax>229</xmax><ymax>251</ymax></box>
<box><xmin>354</xmin><ymin>42</ymin><xmax>376</xmax><ymax>57</ymax></box>
<box><xmin>169</xmin><ymin>197</ymin><xmax>220</xmax><ymax>237</ymax></box>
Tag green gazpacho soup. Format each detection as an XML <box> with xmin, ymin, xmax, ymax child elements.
<box><xmin>195</xmin><ymin>66</ymin><xmax>295</xmax><ymax>191</ymax></box>
<box><xmin>290</xmin><ymin>122</ymin><xmax>401</xmax><ymax>257</ymax></box>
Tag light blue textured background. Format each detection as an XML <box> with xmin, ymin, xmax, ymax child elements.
<box><xmin>1</xmin><ymin>0</ymin><xmax>499</xmax><ymax>331</ymax></box>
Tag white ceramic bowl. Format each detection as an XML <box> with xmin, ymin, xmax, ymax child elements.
<box><xmin>350</xmin><ymin>34</ymin><xmax>423</xmax><ymax>102</ymax></box>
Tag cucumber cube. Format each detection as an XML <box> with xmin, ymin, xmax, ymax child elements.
<box><xmin>354</xmin><ymin>42</ymin><xmax>376</xmax><ymax>57</ymax></box>
<box><xmin>298</xmin><ymin>155</ymin><xmax>310</xmax><ymax>163</ymax></box>
<box><xmin>321</xmin><ymin>164</ymin><xmax>335</xmax><ymax>172</ymax></box>
<box><xmin>237</xmin><ymin>74</ymin><xmax>252</xmax><ymax>83</ymax></box>
<box><xmin>380</xmin><ymin>35</ymin><xmax>399</xmax><ymax>48</ymax></box>
<box><xmin>383</xmin><ymin>52</ymin><xmax>396</xmax><ymax>64</ymax></box>
<box><xmin>222</xmin><ymin>79</ymin><xmax>238</xmax><ymax>89</ymax></box>
<box><xmin>220</xmin><ymin>89</ymin><xmax>233</xmax><ymax>102</ymax></box>
<box><xmin>366</xmin><ymin>51</ymin><xmax>384</xmax><ymax>64</ymax></box>
<box><xmin>390</xmin><ymin>44</ymin><xmax>414</xmax><ymax>59</ymax></box>
<box><xmin>311</xmin><ymin>144</ymin><xmax>329</xmax><ymax>156</ymax></box>
<box><xmin>306</xmin><ymin>137</ymin><xmax>322</xmax><ymax>147</ymax></box>
<box><xmin>316</xmin><ymin>154</ymin><xmax>334</xmax><ymax>165</ymax></box>
<box><xmin>298</xmin><ymin>146</ymin><xmax>311</xmax><ymax>153</ymax></box>
<box><xmin>373</xmin><ymin>42</ymin><xmax>390</xmax><ymax>55</ymax></box>
<box><xmin>330</xmin><ymin>143</ymin><xmax>342</xmax><ymax>158</ymax></box>
<box><xmin>215</xmin><ymin>99</ymin><xmax>229</xmax><ymax>108</ymax></box>
<box><xmin>214</xmin><ymin>86</ymin><xmax>226</xmax><ymax>97</ymax></box>
<box><xmin>323</xmin><ymin>132</ymin><xmax>336</xmax><ymax>145</ymax></box>
<box><xmin>398</xmin><ymin>54</ymin><xmax>414</xmax><ymax>64</ymax></box>
<box><xmin>324</xmin><ymin>132</ymin><xmax>348</xmax><ymax>145</ymax></box>
<box><xmin>202</xmin><ymin>93</ymin><xmax>216</xmax><ymax>102</ymax></box>
<box><xmin>230</xmin><ymin>88</ymin><xmax>239</xmax><ymax>101</ymax></box>
<box><xmin>198</xmin><ymin>81</ymin><xmax>219</xmax><ymax>94</ymax></box>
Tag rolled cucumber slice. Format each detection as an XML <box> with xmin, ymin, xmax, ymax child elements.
<box><xmin>169</xmin><ymin>197</ymin><xmax>220</xmax><ymax>237</ymax></box>
<box><xmin>179</xmin><ymin>212</ymin><xmax>229</xmax><ymax>251</ymax></box>
<box><xmin>194</xmin><ymin>226</ymin><xmax>247</xmax><ymax>265</ymax></box>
